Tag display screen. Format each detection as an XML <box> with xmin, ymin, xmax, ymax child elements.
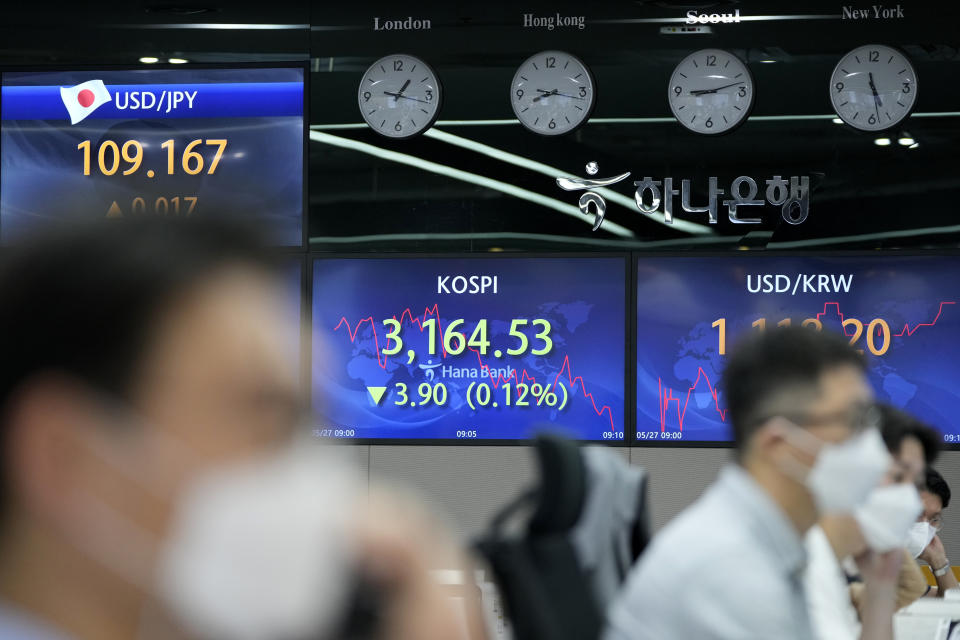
<box><xmin>636</xmin><ymin>255</ymin><xmax>960</xmax><ymax>444</ymax></box>
<box><xmin>1</xmin><ymin>67</ymin><xmax>304</xmax><ymax>245</ymax></box>
<box><xmin>312</xmin><ymin>257</ymin><xmax>626</xmax><ymax>441</ymax></box>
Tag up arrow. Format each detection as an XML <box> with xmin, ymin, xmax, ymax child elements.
<box><xmin>106</xmin><ymin>201</ymin><xmax>123</xmax><ymax>218</ymax></box>
<box><xmin>367</xmin><ymin>386</ymin><xmax>387</xmax><ymax>405</ymax></box>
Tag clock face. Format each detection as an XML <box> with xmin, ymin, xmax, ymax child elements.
<box><xmin>830</xmin><ymin>45</ymin><xmax>917</xmax><ymax>131</ymax></box>
<box><xmin>358</xmin><ymin>54</ymin><xmax>441</xmax><ymax>139</ymax></box>
<box><xmin>667</xmin><ymin>49</ymin><xmax>754</xmax><ymax>135</ymax></box>
<box><xmin>510</xmin><ymin>51</ymin><xmax>595</xmax><ymax>136</ymax></box>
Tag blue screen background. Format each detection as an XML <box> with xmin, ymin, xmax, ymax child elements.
<box><xmin>312</xmin><ymin>257</ymin><xmax>626</xmax><ymax>441</ymax></box>
<box><xmin>636</xmin><ymin>256</ymin><xmax>960</xmax><ymax>444</ymax></box>
<box><xmin>1</xmin><ymin>68</ymin><xmax>303</xmax><ymax>246</ymax></box>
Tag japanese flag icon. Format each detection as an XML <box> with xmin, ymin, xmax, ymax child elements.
<box><xmin>60</xmin><ymin>80</ymin><xmax>111</xmax><ymax>124</ymax></box>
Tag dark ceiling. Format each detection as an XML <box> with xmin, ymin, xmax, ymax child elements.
<box><xmin>2</xmin><ymin>1</ymin><xmax>959</xmax><ymax>251</ymax></box>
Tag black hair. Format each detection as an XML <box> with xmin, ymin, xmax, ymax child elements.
<box><xmin>0</xmin><ymin>217</ymin><xmax>275</xmax><ymax>419</ymax></box>
<box><xmin>878</xmin><ymin>404</ymin><xmax>940</xmax><ymax>466</ymax></box>
<box><xmin>721</xmin><ymin>326</ymin><xmax>866</xmax><ymax>453</ymax></box>
<box><xmin>924</xmin><ymin>467</ymin><xmax>951</xmax><ymax>510</ymax></box>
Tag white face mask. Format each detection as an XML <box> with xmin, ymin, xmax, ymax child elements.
<box><xmin>906</xmin><ymin>521</ymin><xmax>938</xmax><ymax>558</ymax></box>
<box><xmin>853</xmin><ymin>483</ymin><xmax>924</xmax><ymax>551</ymax></box>
<box><xmin>71</xmin><ymin>432</ymin><xmax>360</xmax><ymax>640</ymax></box>
<box><xmin>782</xmin><ymin>426</ymin><xmax>891</xmax><ymax>514</ymax></box>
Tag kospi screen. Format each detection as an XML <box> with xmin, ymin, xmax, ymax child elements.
<box><xmin>312</xmin><ymin>256</ymin><xmax>627</xmax><ymax>441</ymax></box>
<box><xmin>0</xmin><ymin>66</ymin><xmax>304</xmax><ymax>245</ymax></box>
<box><xmin>635</xmin><ymin>255</ymin><xmax>960</xmax><ymax>445</ymax></box>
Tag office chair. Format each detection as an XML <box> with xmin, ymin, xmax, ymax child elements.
<box><xmin>475</xmin><ymin>433</ymin><xmax>649</xmax><ymax>640</ymax></box>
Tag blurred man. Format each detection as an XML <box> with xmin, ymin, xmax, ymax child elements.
<box><xmin>917</xmin><ymin>468</ymin><xmax>957</xmax><ymax>596</ymax></box>
<box><xmin>805</xmin><ymin>405</ymin><xmax>941</xmax><ymax>640</ymax></box>
<box><xmin>0</xmin><ymin>219</ymin><xmax>476</xmax><ymax>640</ymax></box>
<box><xmin>879</xmin><ymin>409</ymin><xmax>940</xmax><ymax>487</ymax></box>
<box><xmin>605</xmin><ymin>327</ymin><xmax>890</xmax><ymax>640</ymax></box>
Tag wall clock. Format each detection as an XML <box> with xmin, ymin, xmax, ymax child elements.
<box><xmin>358</xmin><ymin>53</ymin><xmax>442</xmax><ymax>139</ymax></box>
<box><xmin>667</xmin><ymin>48</ymin><xmax>754</xmax><ymax>135</ymax></box>
<box><xmin>509</xmin><ymin>50</ymin><xmax>595</xmax><ymax>135</ymax></box>
<box><xmin>829</xmin><ymin>44</ymin><xmax>917</xmax><ymax>131</ymax></box>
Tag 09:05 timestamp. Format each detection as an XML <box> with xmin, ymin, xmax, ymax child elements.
<box><xmin>77</xmin><ymin>139</ymin><xmax>228</xmax><ymax>177</ymax></box>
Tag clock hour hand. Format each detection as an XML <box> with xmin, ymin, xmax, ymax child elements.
<box><xmin>533</xmin><ymin>88</ymin><xmax>558</xmax><ymax>102</ymax></box>
<box><xmin>689</xmin><ymin>81</ymin><xmax>744</xmax><ymax>96</ymax></box>
<box><xmin>382</xmin><ymin>91</ymin><xmax>430</xmax><ymax>104</ymax></box>
<box><xmin>533</xmin><ymin>88</ymin><xmax>584</xmax><ymax>102</ymax></box>
<box><xmin>389</xmin><ymin>78</ymin><xmax>412</xmax><ymax>103</ymax></box>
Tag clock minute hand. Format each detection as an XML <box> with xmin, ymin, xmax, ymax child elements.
<box><xmin>382</xmin><ymin>91</ymin><xmax>430</xmax><ymax>104</ymax></box>
<box><xmin>868</xmin><ymin>72</ymin><xmax>883</xmax><ymax>110</ymax></box>
<box><xmin>689</xmin><ymin>81</ymin><xmax>744</xmax><ymax>96</ymax></box>
<box><xmin>533</xmin><ymin>88</ymin><xmax>583</xmax><ymax>102</ymax></box>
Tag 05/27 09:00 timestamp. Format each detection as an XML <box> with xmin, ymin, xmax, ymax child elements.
<box><xmin>637</xmin><ymin>431</ymin><xmax>683</xmax><ymax>440</ymax></box>
<box><xmin>77</xmin><ymin>139</ymin><xmax>228</xmax><ymax>177</ymax></box>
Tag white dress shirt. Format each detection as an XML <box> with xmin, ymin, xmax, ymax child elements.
<box><xmin>803</xmin><ymin>524</ymin><xmax>861</xmax><ymax>640</ymax></box>
<box><xmin>605</xmin><ymin>464</ymin><xmax>813</xmax><ymax>640</ymax></box>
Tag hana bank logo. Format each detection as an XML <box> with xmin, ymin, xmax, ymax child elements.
<box><xmin>556</xmin><ymin>162</ymin><xmax>631</xmax><ymax>231</ymax></box>
<box><xmin>60</xmin><ymin>80</ymin><xmax>112</xmax><ymax>125</ymax></box>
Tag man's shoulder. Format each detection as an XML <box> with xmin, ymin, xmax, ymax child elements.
<box><xmin>615</xmin><ymin>483</ymin><xmax>765</xmax><ymax>599</ymax></box>
<box><xmin>642</xmin><ymin>480</ymin><xmax>757</xmax><ymax>567</ymax></box>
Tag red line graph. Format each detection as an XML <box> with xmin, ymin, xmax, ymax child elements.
<box><xmin>657</xmin><ymin>300</ymin><xmax>955</xmax><ymax>432</ymax></box>
<box><xmin>334</xmin><ymin>305</ymin><xmax>617</xmax><ymax>431</ymax></box>
<box><xmin>658</xmin><ymin>371</ymin><xmax>726</xmax><ymax>432</ymax></box>
<box><xmin>815</xmin><ymin>301</ymin><xmax>955</xmax><ymax>337</ymax></box>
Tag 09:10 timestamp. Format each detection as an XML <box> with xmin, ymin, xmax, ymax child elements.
<box><xmin>711</xmin><ymin>316</ymin><xmax>892</xmax><ymax>357</ymax></box>
<box><xmin>77</xmin><ymin>139</ymin><xmax>228</xmax><ymax>177</ymax></box>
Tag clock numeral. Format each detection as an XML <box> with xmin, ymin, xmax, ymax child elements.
<box><xmin>868</xmin><ymin>114</ymin><xmax>877</xmax><ymax>125</ymax></box>
<box><xmin>706</xmin><ymin>54</ymin><xmax>717</xmax><ymax>66</ymax></box>
<box><xmin>902</xmin><ymin>82</ymin><xmax>911</xmax><ymax>94</ymax></box>
<box><xmin>673</xmin><ymin>85</ymin><xmax>682</xmax><ymax>96</ymax></box>
<box><xmin>868</xmin><ymin>50</ymin><xmax>879</xmax><ymax>62</ymax></box>
<box><xmin>579</xmin><ymin>86</ymin><xmax>587</xmax><ymax>98</ymax></box>
<box><xmin>835</xmin><ymin>81</ymin><xmax>844</xmax><ymax>92</ymax></box>
<box><xmin>516</xmin><ymin>89</ymin><xmax>524</xmax><ymax>99</ymax></box>
<box><xmin>426</xmin><ymin>89</ymin><xmax>434</xmax><ymax>101</ymax></box>
<box><xmin>548</xmin><ymin>118</ymin><xmax>557</xmax><ymax>129</ymax></box>
<box><xmin>705</xmin><ymin>117</ymin><xmax>714</xmax><ymax>128</ymax></box>
<box><xmin>545</xmin><ymin>56</ymin><xmax>556</xmax><ymax>68</ymax></box>
<box><xmin>393</xmin><ymin>59</ymin><xmax>404</xmax><ymax>72</ymax></box>
<box><xmin>394</xmin><ymin>121</ymin><xmax>402</xmax><ymax>132</ymax></box>
<box><xmin>363</xmin><ymin>91</ymin><xmax>372</xmax><ymax>102</ymax></box>
<box><xmin>738</xmin><ymin>86</ymin><xmax>747</xmax><ymax>97</ymax></box>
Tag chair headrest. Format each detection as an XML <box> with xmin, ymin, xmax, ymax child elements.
<box><xmin>528</xmin><ymin>433</ymin><xmax>587</xmax><ymax>535</ymax></box>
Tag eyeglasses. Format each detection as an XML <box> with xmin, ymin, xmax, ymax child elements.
<box><xmin>924</xmin><ymin>514</ymin><xmax>944</xmax><ymax>533</ymax></box>
<box><xmin>764</xmin><ymin>402</ymin><xmax>881</xmax><ymax>434</ymax></box>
